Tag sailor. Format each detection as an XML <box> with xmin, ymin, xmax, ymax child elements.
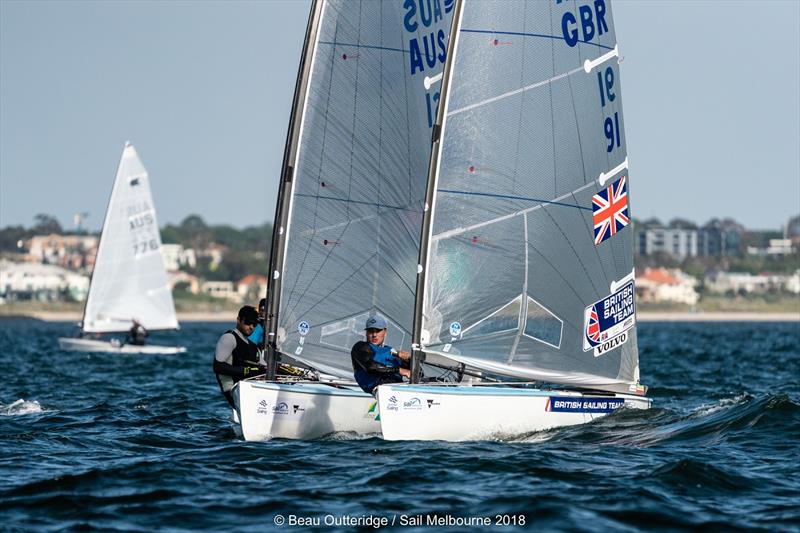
<box><xmin>127</xmin><ymin>319</ymin><xmax>148</xmax><ymax>346</ymax></box>
<box><xmin>248</xmin><ymin>297</ymin><xmax>267</xmax><ymax>349</ymax></box>
<box><xmin>351</xmin><ymin>314</ymin><xmax>410</xmax><ymax>394</ymax></box>
<box><xmin>213</xmin><ymin>306</ymin><xmax>264</xmax><ymax>408</ymax></box>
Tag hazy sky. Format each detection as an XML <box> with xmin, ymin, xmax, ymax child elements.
<box><xmin>1</xmin><ymin>0</ymin><xmax>798</xmax><ymax>232</ymax></box>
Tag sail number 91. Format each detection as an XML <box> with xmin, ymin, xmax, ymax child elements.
<box><xmin>597</xmin><ymin>65</ymin><xmax>621</xmax><ymax>152</ymax></box>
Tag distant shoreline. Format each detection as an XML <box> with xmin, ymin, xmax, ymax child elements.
<box><xmin>6</xmin><ymin>310</ymin><xmax>798</xmax><ymax>323</ymax></box>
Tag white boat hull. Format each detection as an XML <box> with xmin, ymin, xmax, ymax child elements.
<box><xmin>233</xmin><ymin>379</ymin><xmax>381</xmax><ymax>441</ymax></box>
<box><xmin>57</xmin><ymin>337</ymin><xmax>186</xmax><ymax>355</ymax></box>
<box><xmin>377</xmin><ymin>384</ymin><xmax>651</xmax><ymax>441</ymax></box>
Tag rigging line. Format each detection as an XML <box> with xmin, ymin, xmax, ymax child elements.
<box><xmin>294</xmin><ymin>193</ymin><xmax>421</xmax><ymax>212</ymax></box>
<box><xmin>460</xmin><ymin>28</ymin><xmax>614</xmax><ymax>50</ymax></box>
<box><xmin>433</xmin><ymin>181</ymin><xmax>596</xmax><ymax>241</ymax></box>
<box><xmin>448</xmin><ymin>65</ymin><xmax>584</xmax><ymax>117</ymax></box>
<box><xmin>318</xmin><ymin>41</ymin><xmax>408</xmax><ymax>55</ymax></box>
<box><xmin>295</xmin><ymin>251</ymin><xmax>379</xmax><ymax>320</ymax></box>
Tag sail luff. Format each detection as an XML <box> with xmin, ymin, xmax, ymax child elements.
<box><xmin>80</xmin><ymin>142</ymin><xmax>127</xmax><ymax>331</ymax></box>
<box><xmin>265</xmin><ymin>0</ymin><xmax>326</xmax><ymax>378</ymax></box>
<box><xmin>410</xmin><ymin>0</ymin><xmax>465</xmax><ymax>383</ymax></box>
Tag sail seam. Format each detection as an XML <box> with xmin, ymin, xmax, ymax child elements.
<box><xmin>459</xmin><ymin>28</ymin><xmax>615</xmax><ymax>51</ymax></box>
<box><xmin>294</xmin><ymin>193</ymin><xmax>420</xmax><ymax>211</ymax></box>
<box><xmin>318</xmin><ymin>41</ymin><xmax>408</xmax><ymax>55</ymax></box>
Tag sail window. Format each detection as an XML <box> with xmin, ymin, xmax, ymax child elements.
<box><xmin>461</xmin><ymin>296</ymin><xmax>521</xmax><ymax>339</ymax></box>
<box><xmin>522</xmin><ymin>296</ymin><xmax>563</xmax><ymax>349</ymax></box>
<box><xmin>320</xmin><ymin>313</ymin><xmax>368</xmax><ymax>351</ymax></box>
<box><xmin>319</xmin><ymin>311</ymin><xmax>407</xmax><ymax>351</ymax></box>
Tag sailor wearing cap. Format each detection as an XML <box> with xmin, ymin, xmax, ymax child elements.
<box><xmin>213</xmin><ymin>305</ymin><xmax>264</xmax><ymax>408</ymax></box>
<box><xmin>350</xmin><ymin>313</ymin><xmax>410</xmax><ymax>394</ymax></box>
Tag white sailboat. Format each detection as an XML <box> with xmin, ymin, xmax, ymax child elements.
<box><xmin>233</xmin><ymin>0</ymin><xmax>454</xmax><ymax>440</ymax></box>
<box><xmin>58</xmin><ymin>142</ymin><xmax>185</xmax><ymax>355</ymax></box>
<box><xmin>377</xmin><ymin>0</ymin><xmax>650</xmax><ymax>441</ymax></box>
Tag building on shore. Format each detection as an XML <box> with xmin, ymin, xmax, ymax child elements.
<box><xmin>22</xmin><ymin>234</ymin><xmax>98</xmax><ymax>271</ymax></box>
<box><xmin>635</xmin><ymin>267</ymin><xmax>699</xmax><ymax>305</ymax></box>
<box><xmin>0</xmin><ymin>260</ymin><xmax>90</xmax><ymax>303</ymax></box>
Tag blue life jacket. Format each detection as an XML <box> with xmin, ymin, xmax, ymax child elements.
<box><xmin>353</xmin><ymin>343</ymin><xmax>402</xmax><ymax>394</ymax></box>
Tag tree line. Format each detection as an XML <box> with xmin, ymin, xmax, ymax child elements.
<box><xmin>0</xmin><ymin>214</ymin><xmax>274</xmax><ymax>282</ymax></box>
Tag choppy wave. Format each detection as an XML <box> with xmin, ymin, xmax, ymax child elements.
<box><xmin>0</xmin><ymin>320</ymin><xmax>798</xmax><ymax>532</ymax></box>
<box><xmin>1</xmin><ymin>399</ymin><xmax>44</xmax><ymax>416</ymax></box>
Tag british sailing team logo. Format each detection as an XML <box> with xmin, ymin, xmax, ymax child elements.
<box><xmin>583</xmin><ymin>280</ymin><xmax>635</xmax><ymax>356</ymax></box>
<box><xmin>585</xmin><ymin>307</ymin><xmax>601</xmax><ymax>344</ymax></box>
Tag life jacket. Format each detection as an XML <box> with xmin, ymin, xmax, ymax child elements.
<box><xmin>353</xmin><ymin>343</ymin><xmax>401</xmax><ymax>394</ymax></box>
<box><xmin>227</xmin><ymin>329</ymin><xmax>258</xmax><ymax>367</ymax></box>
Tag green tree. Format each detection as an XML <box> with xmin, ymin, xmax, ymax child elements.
<box><xmin>0</xmin><ymin>225</ymin><xmax>31</xmax><ymax>252</ymax></box>
<box><xmin>32</xmin><ymin>213</ymin><xmax>62</xmax><ymax>234</ymax></box>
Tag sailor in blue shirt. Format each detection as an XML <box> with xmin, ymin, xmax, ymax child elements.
<box><xmin>350</xmin><ymin>314</ymin><xmax>410</xmax><ymax>394</ymax></box>
<box><xmin>248</xmin><ymin>298</ymin><xmax>266</xmax><ymax>348</ymax></box>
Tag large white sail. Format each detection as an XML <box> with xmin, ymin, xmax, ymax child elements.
<box><xmin>272</xmin><ymin>0</ymin><xmax>454</xmax><ymax>376</ymax></box>
<box><xmin>419</xmin><ymin>0</ymin><xmax>640</xmax><ymax>393</ymax></box>
<box><xmin>82</xmin><ymin>142</ymin><xmax>178</xmax><ymax>333</ymax></box>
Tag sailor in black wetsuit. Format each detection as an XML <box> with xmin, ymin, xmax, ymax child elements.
<box><xmin>351</xmin><ymin>314</ymin><xmax>411</xmax><ymax>394</ymax></box>
<box><xmin>213</xmin><ymin>306</ymin><xmax>264</xmax><ymax>408</ymax></box>
<box><xmin>127</xmin><ymin>320</ymin><xmax>148</xmax><ymax>346</ymax></box>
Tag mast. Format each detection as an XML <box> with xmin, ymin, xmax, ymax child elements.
<box><xmin>264</xmin><ymin>0</ymin><xmax>325</xmax><ymax>380</ymax></box>
<box><xmin>410</xmin><ymin>0</ymin><xmax>465</xmax><ymax>384</ymax></box>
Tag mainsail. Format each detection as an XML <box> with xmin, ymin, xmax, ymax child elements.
<box><xmin>271</xmin><ymin>0</ymin><xmax>454</xmax><ymax>376</ymax></box>
<box><xmin>82</xmin><ymin>142</ymin><xmax>178</xmax><ymax>333</ymax></box>
<box><xmin>419</xmin><ymin>0</ymin><xmax>641</xmax><ymax>393</ymax></box>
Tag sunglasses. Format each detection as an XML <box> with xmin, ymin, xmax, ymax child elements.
<box><xmin>242</xmin><ymin>319</ymin><xmax>257</xmax><ymax>326</ymax></box>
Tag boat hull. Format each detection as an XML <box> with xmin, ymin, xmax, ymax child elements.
<box><xmin>57</xmin><ymin>337</ymin><xmax>186</xmax><ymax>355</ymax></box>
<box><xmin>233</xmin><ymin>379</ymin><xmax>381</xmax><ymax>441</ymax></box>
<box><xmin>377</xmin><ymin>384</ymin><xmax>651</xmax><ymax>441</ymax></box>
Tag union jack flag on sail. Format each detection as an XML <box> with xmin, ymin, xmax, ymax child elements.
<box><xmin>592</xmin><ymin>176</ymin><xmax>629</xmax><ymax>245</ymax></box>
<box><xmin>585</xmin><ymin>306</ymin><xmax>600</xmax><ymax>346</ymax></box>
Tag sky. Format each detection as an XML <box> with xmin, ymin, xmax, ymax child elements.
<box><xmin>1</xmin><ymin>0</ymin><xmax>798</xmax><ymax>232</ymax></box>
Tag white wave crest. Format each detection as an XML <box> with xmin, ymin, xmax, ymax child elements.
<box><xmin>1</xmin><ymin>399</ymin><xmax>44</xmax><ymax>416</ymax></box>
<box><xmin>690</xmin><ymin>393</ymin><xmax>750</xmax><ymax>418</ymax></box>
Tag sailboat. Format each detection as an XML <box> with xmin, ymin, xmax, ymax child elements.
<box><xmin>58</xmin><ymin>142</ymin><xmax>186</xmax><ymax>355</ymax></box>
<box><xmin>233</xmin><ymin>0</ymin><xmax>454</xmax><ymax>440</ymax></box>
<box><xmin>376</xmin><ymin>0</ymin><xmax>650</xmax><ymax>440</ymax></box>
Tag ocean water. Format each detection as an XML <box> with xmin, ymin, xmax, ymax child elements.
<box><xmin>1</xmin><ymin>318</ymin><xmax>798</xmax><ymax>532</ymax></box>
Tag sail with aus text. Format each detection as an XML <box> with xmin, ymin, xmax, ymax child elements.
<box><xmin>419</xmin><ymin>0</ymin><xmax>641</xmax><ymax>394</ymax></box>
<box><xmin>82</xmin><ymin>143</ymin><xmax>178</xmax><ymax>334</ymax></box>
<box><xmin>274</xmin><ymin>0</ymin><xmax>454</xmax><ymax>376</ymax></box>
